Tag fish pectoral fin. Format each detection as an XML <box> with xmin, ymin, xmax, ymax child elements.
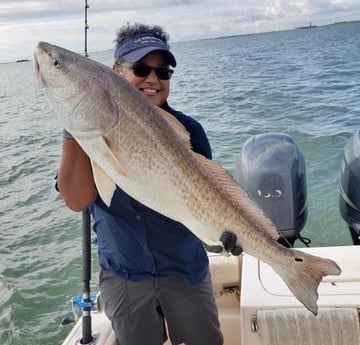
<box><xmin>98</xmin><ymin>136</ymin><xmax>128</xmax><ymax>177</ymax></box>
<box><xmin>90</xmin><ymin>136</ymin><xmax>128</xmax><ymax>207</ymax></box>
<box><xmin>91</xmin><ymin>160</ymin><xmax>117</xmax><ymax>207</ymax></box>
<box><xmin>155</xmin><ymin>106</ymin><xmax>192</xmax><ymax>150</ymax></box>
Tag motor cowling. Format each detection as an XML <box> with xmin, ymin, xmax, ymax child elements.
<box><xmin>234</xmin><ymin>133</ymin><xmax>307</xmax><ymax>246</ymax></box>
<box><xmin>339</xmin><ymin>128</ymin><xmax>360</xmax><ymax>245</ymax></box>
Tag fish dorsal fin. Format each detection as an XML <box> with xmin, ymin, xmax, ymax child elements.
<box><xmin>155</xmin><ymin>106</ymin><xmax>192</xmax><ymax>150</ymax></box>
<box><xmin>194</xmin><ymin>152</ymin><xmax>280</xmax><ymax>240</ymax></box>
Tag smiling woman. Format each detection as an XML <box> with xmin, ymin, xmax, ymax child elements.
<box><xmin>50</xmin><ymin>21</ymin><xmax>227</xmax><ymax>345</ymax></box>
<box><xmin>111</xmin><ymin>23</ymin><xmax>176</xmax><ymax>107</ymax></box>
<box><xmin>35</xmin><ymin>21</ymin><xmax>344</xmax><ymax>325</ymax></box>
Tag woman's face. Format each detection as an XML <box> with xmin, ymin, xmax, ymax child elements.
<box><xmin>114</xmin><ymin>51</ymin><xmax>171</xmax><ymax>107</ymax></box>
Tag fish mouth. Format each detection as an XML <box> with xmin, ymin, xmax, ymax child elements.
<box><xmin>33</xmin><ymin>53</ymin><xmax>40</xmax><ymax>83</ymax></box>
<box><xmin>33</xmin><ymin>42</ymin><xmax>46</xmax><ymax>88</ymax></box>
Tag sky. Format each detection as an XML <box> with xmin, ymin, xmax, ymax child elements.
<box><xmin>1</xmin><ymin>0</ymin><xmax>360</xmax><ymax>63</ymax></box>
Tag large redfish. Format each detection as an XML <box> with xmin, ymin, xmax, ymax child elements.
<box><xmin>34</xmin><ymin>42</ymin><xmax>341</xmax><ymax>314</ymax></box>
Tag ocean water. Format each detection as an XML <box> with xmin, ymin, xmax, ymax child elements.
<box><xmin>1</xmin><ymin>22</ymin><xmax>359</xmax><ymax>344</ymax></box>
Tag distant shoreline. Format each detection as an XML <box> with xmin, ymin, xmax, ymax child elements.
<box><xmin>189</xmin><ymin>20</ymin><xmax>360</xmax><ymax>43</ymax></box>
<box><xmin>296</xmin><ymin>21</ymin><xmax>318</xmax><ymax>30</ymax></box>
<box><xmin>1</xmin><ymin>20</ymin><xmax>359</xmax><ymax>65</ymax></box>
<box><xmin>16</xmin><ymin>58</ymin><xmax>30</xmax><ymax>63</ymax></box>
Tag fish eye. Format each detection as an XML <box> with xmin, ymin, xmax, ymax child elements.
<box><xmin>53</xmin><ymin>57</ymin><xmax>62</xmax><ymax>68</ymax></box>
<box><xmin>48</xmin><ymin>52</ymin><xmax>62</xmax><ymax>68</ymax></box>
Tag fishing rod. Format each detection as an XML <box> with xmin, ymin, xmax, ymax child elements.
<box><xmin>80</xmin><ymin>208</ymin><xmax>93</xmax><ymax>344</ymax></box>
<box><xmin>80</xmin><ymin>1</ymin><xmax>93</xmax><ymax>344</ymax></box>
<box><xmin>84</xmin><ymin>0</ymin><xmax>90</xmax><ymax>57</ymax></box>
<box><xmin>61</xmin><ymin>3</ymin><xmax>100</xmax><ymax>344</ymax></box>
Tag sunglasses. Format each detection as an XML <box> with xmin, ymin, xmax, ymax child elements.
<box><xmin>126</xmin><ymin>63</ymin><xmax>174</xmax><ymax>80</ymax></box>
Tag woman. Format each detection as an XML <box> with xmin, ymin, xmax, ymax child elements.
<box><xmin>57</xmin><ymin>23</ymin><xmax>239</xmax><ymax>345</ymax></box>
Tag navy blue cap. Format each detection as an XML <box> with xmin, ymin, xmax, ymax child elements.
<box><xmin>114</xmin><ymin>34</ymin><xmax>177</xmax><ymax>67</ymax></box>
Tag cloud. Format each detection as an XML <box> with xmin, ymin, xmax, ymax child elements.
<box><xmin>0</xmin><ymin>0</ymin><xmax>359</xmax><ymax>63</ymax></box>
<box><xmin>0</xmin><ymin>0</ymin><xmax>198</xmax><ymax>23</ymax></box>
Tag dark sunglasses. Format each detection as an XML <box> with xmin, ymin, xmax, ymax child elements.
<box><xmin>127</xmin><ymin>63</ymin><xmax>174</xmax><ymax>80</ymax></box>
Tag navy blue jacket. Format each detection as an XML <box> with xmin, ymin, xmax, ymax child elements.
<box><xmin>89</xmin><ymin>102</ymin><xmax>212</xmax><ymax>284</ymax></box>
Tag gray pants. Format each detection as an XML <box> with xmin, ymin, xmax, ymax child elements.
<box><xmin>99</xmin><ymin>269</ymin><xmax>223</xmax><ymax>345</ymax></box>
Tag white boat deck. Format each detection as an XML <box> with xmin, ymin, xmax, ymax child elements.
<box><xmin>62</xmin><ymin>245</ymin><xmax>360</xmax><ymax>345</ymax></box>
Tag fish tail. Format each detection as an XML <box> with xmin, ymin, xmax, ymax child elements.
<box><xmin>274</xmin><ymin>249</ymin><xmax>341</xmax><ymax>315</ymax></box>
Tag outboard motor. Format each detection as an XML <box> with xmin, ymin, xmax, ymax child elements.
<box><xmin>234</xmin><ymin>133</ymin><xmax>307</xmax><ymax>247</ymax></box>
<box><xmin>339</xmin><ymin>128</ymin><xmax>360</xmax><ymax>245</ymax></box>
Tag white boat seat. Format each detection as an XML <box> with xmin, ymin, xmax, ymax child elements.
<box><xmin>208</xmin><ymin>253</ymin><xmax>241</xmax><ymax>295</ymax></box>
<box><xmin>255</xmin><ymin>308</ymin><xmax>360</xmax><ymax>345</ymax></box>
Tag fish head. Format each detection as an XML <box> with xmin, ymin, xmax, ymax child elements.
<box><xmin>34</xmin><ymin>41</ymin><xmax>119</xmax><ymax>138</ymax></box>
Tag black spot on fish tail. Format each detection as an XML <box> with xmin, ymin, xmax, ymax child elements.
<box><xmin>273</xmin><ymin>249</ymin><xmax>341</xmax><ymax>314</ymax></box>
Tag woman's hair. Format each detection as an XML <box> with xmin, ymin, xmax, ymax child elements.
<box><xmin>114</xmin><ymin>23</ymin><xmax>170</xmax><ymax>50</ymax></box>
